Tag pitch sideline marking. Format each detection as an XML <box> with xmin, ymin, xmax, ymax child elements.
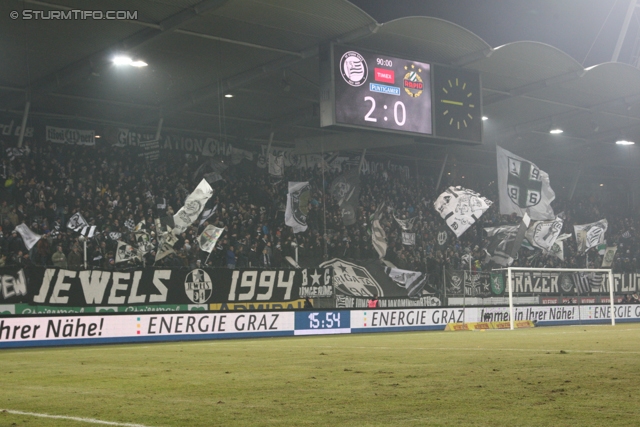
<box><xmin>0</xmin><ymin>409</ymin><xmax>155</xmax><ymax>427</ymax></box>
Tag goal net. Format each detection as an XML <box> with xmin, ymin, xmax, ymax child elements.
<box><xmin>502</xmin><ymin>267</ymin><xmax>615</xmax><ymax>330</ymax></box>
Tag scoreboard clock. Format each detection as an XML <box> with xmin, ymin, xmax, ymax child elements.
<box><xmin>319</xmin><ymin>44</ymin><xmax>482</xmax><ymax>144</ymax></box>
<box><xmin>432</xmin><ymin>64</ymin><xmax>482</xmax><ymax>143</ymax></box>
<box><xmin>294</xmin><ymin>310</ymin><xmax>350</xmax><ymax>335</ymax></box>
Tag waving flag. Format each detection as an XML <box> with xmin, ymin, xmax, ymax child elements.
<box><xmin>574</xmin><ymin>219</ymin><xmax>608</xmax><ymax>253</ymax></box>
<box><xmin>285</xmin><ymin>182</ymin><xmax>310</xmax><ymax>233</ymax></box>
<box><xmin>173</xmin><ymin>179</ymin><xmax>214</xmax><ymax>234</ymax></box>
<box><xmin>497</xmin><ymin>146</ymin><xmax>555</xmax><ymax>220</ymax></box>
<box><xmin>434</xmin><ymin>186</ymin><xmax>492</xmax><ymax>237</ymax></box>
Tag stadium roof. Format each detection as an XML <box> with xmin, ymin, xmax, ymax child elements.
<box><xmin>2</xmin><ymin>0</ymin><xmax>640</xmax><ymax>187</ymax></box>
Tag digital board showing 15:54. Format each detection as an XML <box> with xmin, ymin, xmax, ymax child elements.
<box><xmin>295</xmin><ymin>311</ymin><xmax>350</xmax><ymax>331</ymax></box>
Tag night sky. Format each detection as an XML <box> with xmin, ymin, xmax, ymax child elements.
<box><xmin>349</xmin><ymin>0</ymin><xmax>637</xmax><ymax>67</ymax></box>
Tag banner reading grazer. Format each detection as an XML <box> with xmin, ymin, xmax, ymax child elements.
<box><xmin>444</xmin><ymin>269</ymin><xmax>640</xmax><ymax>296</ymax></box>
<box><xmin>0</xmin><ymin>267</ymin><xmax>332</xmax><ymax>309</ymax></box>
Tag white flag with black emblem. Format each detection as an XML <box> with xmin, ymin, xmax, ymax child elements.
<box><xmin>524</xmin><ymin>216</ymin><xmax>564</xmax><ymax>251</ymax></box>
<box><xmin>115</xmin><ymin>241</ymin><xmax>139</xmax><ymax>264</ymax></box>
<box><xmin>285</xmin><ymin>181</ymin><xmax>310</xmax><ymax>233</ymax></box>
<box><xmin>268</xmin><ymin>152</ymin><xmax>285</xmax><ymax>177</ymax></box>
<box><xmin>67</xmin><ymin>212</ymin><xmax>89</xmax><ymax>231</ymax></box>
<box><xmin>402</xmin><ymin>232</ymin><xmax>416</xmax><ymax>246</ymax></box>
<box><xmin>173</xmin><ymin>179</ymin><xmax>214</xmax><ymax>234</ymax></box>
<box><xmin>601</xmin><ymin>246</ymin><xmax>617</xmax><ymax>268</ymax></box>
<box><xmin>434</xmin><ymin>186</ymin><xmax>492</xmax><ymax>237</ymax></box>
<box><xmin>497</xmin><ymin>146</ymin><xmax>555</xmax><ymax>220</ymax></box>
<box><xmin>574</xmin><ymin>219</ymin><xmax>608</xmax><ymax>253</ymax></box>
<box><xmin>393</xmin><ymin>213</ymin><xmax>417</xmax><ymax>232</ymax></box>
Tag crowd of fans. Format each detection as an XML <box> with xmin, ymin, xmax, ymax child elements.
<box><xmin>0</xmin><ymin>139</ymin><xmax>638</xmax><ymax>279</ymax></box>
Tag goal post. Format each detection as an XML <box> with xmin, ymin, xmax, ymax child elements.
<box><xmin>504</xmin><ymin>267</ymin><xmax>615</xmax><ymax>330</ymax></box>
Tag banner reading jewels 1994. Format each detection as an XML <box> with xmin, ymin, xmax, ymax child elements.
<box><xmin>0</xmin><ymin>267</ymin><xmax>333</xmax><ymax>313</ymax></box>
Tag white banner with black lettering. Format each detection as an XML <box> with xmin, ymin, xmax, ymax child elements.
<box><xmin>46</xmin><ymin>126</ymin><xmax>95</xmax><ymax>146</ymax></box>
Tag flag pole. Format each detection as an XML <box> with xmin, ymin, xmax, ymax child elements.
<box><xmin>358</xmin><ymin>149</ymin><xmax>367</xmax><ymax>173</ymax></box>
<box><xmin>321</xmin><ymin>141</ymin><xmax>328</xmax><ymax>260</ymax></box>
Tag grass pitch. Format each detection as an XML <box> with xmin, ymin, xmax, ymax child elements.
<box><xmin>1</xmin><ymin>324</ymin><xmax>640</xmax><ymax>426</ymax></box>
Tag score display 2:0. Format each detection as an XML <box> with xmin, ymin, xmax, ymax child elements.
<box><xmin>364</xmin><ymin>96</ymin><xmax>406</xmax><ymax>126</ymax></box>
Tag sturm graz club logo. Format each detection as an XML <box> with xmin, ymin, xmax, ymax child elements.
<box><xmin>184</xmin><ymin>269</ymin><xmax>212</xmax><ymax>303</ymax></box>
<box><xmin>340</xmin><ymin>51</ymin><xmax>368</xmax><ymax>87</ymax></box>
<box><xmin>507</xmin><ymin>157</ymin><xmax>542</xmax><ymax>208</ymax></box>
<box><xmin>490</xmin><ymin>274</ymin><xmax>505</xmax><ymax>295</ymax></box>
<box><xmin>437</xmin><ymin>229</ymin><xmax>448</xmax><ymax>246</ymax></box>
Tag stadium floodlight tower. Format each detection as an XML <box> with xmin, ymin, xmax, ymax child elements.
<box><xmin>505</xmin><ymin>267</ymin><xmax>615</xmax><ymax>330</ymax></box>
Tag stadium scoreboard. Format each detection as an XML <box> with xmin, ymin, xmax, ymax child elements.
<box><xmin>320</xmin><ymin>44</ymin><xmax>483</xmax><ymax>144</ymax></box>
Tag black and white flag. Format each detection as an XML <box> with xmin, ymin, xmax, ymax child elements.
<box><xmin>484</xmin><ymin>214</ymin><xmax>531</xmax><ymax>266</ymax></box>
<box><xmin>601</xmin><ymin>246</ymin><xmax>617</xmax><ymax>268</ymax></box>
<box><xmin>198</xmin><ymin>203</ymin><xmax>218</xmax><ymax>227</ymax></box>
<box><xmin>268</xmin><ymin>152</ymin><xmax>285</xmax><ymax>177</ymax></box>
<box><xmin>173</xmin><ymin>179</ymin><xmax>214</xmax><ymax>234</ymax></box>
<box><xmin>433</xmin><ymin>186</ymin><xmax>492</xmax><ymax>237</ymax></box>
<box><xmin>134</xmin><ymin>231</ymin><xmax>154</xmax><ymax>255</ymax></box>
<box><xmin>155</xmin><ymin>216</ymin><xmax>175</xmax><ymax>234</ymax></box>
<box><xmin>155</xmin><ymin>230</ymin><xmax>178</xmax><ymax>262</ymax></box>
<box><xmin>6</xmin><ymin>147</ymin><xmax>27</xmax><ymax>161</ymax></box>
<box><xmin>124</xmin><ymin>218</ymin><xmax>135</xmax><ymax>231</ymax></box>
<box><xmin>384</xmin><ymin>267</ymin><xmax>428</xmax><ymax>298</ymax></box>
<box><xmin>285</xmin><ymin>181</ymin><xmax>310</xmax><ymax>233</ymax></box>
<box><xmin>622</xmin><ymin>230</ymin><xmax>632</xmax><ymax>239</ymax></box>
<box><xmin>370</xmin><ymin>203</ymin><xmax>387</xmax><ymax>259</ymax></box>
<box><xmin>78</xmin><ymin>226</ymin><xmax>96</xmax><ymax>238</ymax></box>
<box><xmin>67</xmin><ymin>212</ymin><xmax>89</xmax><ymax>231</ymax></box>
<box><xmin>330</xmin><ymin>168</ymin><xmax>360</xmax><ymax>226</ymax></box>
<box><xmin>524</xmin><ymin>216</ymin><xmax>564</xmax><ymax>252</ymax></box>
<box><xmin>548</xmin><ymin>233</ymin><xmax>571</xmax><ymax>261</ymax></box>
<box><xmin>497</xmin><ymin>146</ymin><xmax>555</xmax><ymax>220</ymax></box>
<box><xmin>574</xmin><ymin>219</ymin><xmax>607</xmax><ymax>253</ymax></box>
<box><xmin>108</xmin><ymin>232</ymin><xmax>122</xmax><ymax>241</ymax></box>
<box><xmin>393</xmin><ymin>213</ymin><xmax>417</xmax><ymax>232</ymax></box>
<box><xmin>193</xmin><ymin>159</ymin><xmax>227</xmax><ymax>183</ymax></box>
<box><xmin>402</xmin><ymin>232</ymin><xmax>416</xmax><ymax>246</ymax></box>
<box><xmin>115</xmin><ymin>241</ymin><xmax>138</xmax><ymax>264</ymax></box>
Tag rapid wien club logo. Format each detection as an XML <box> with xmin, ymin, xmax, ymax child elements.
<box><xmin>403</xmin><ymin>64</ymin><xmax>424</xmax><ymax>97</ymax></box>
